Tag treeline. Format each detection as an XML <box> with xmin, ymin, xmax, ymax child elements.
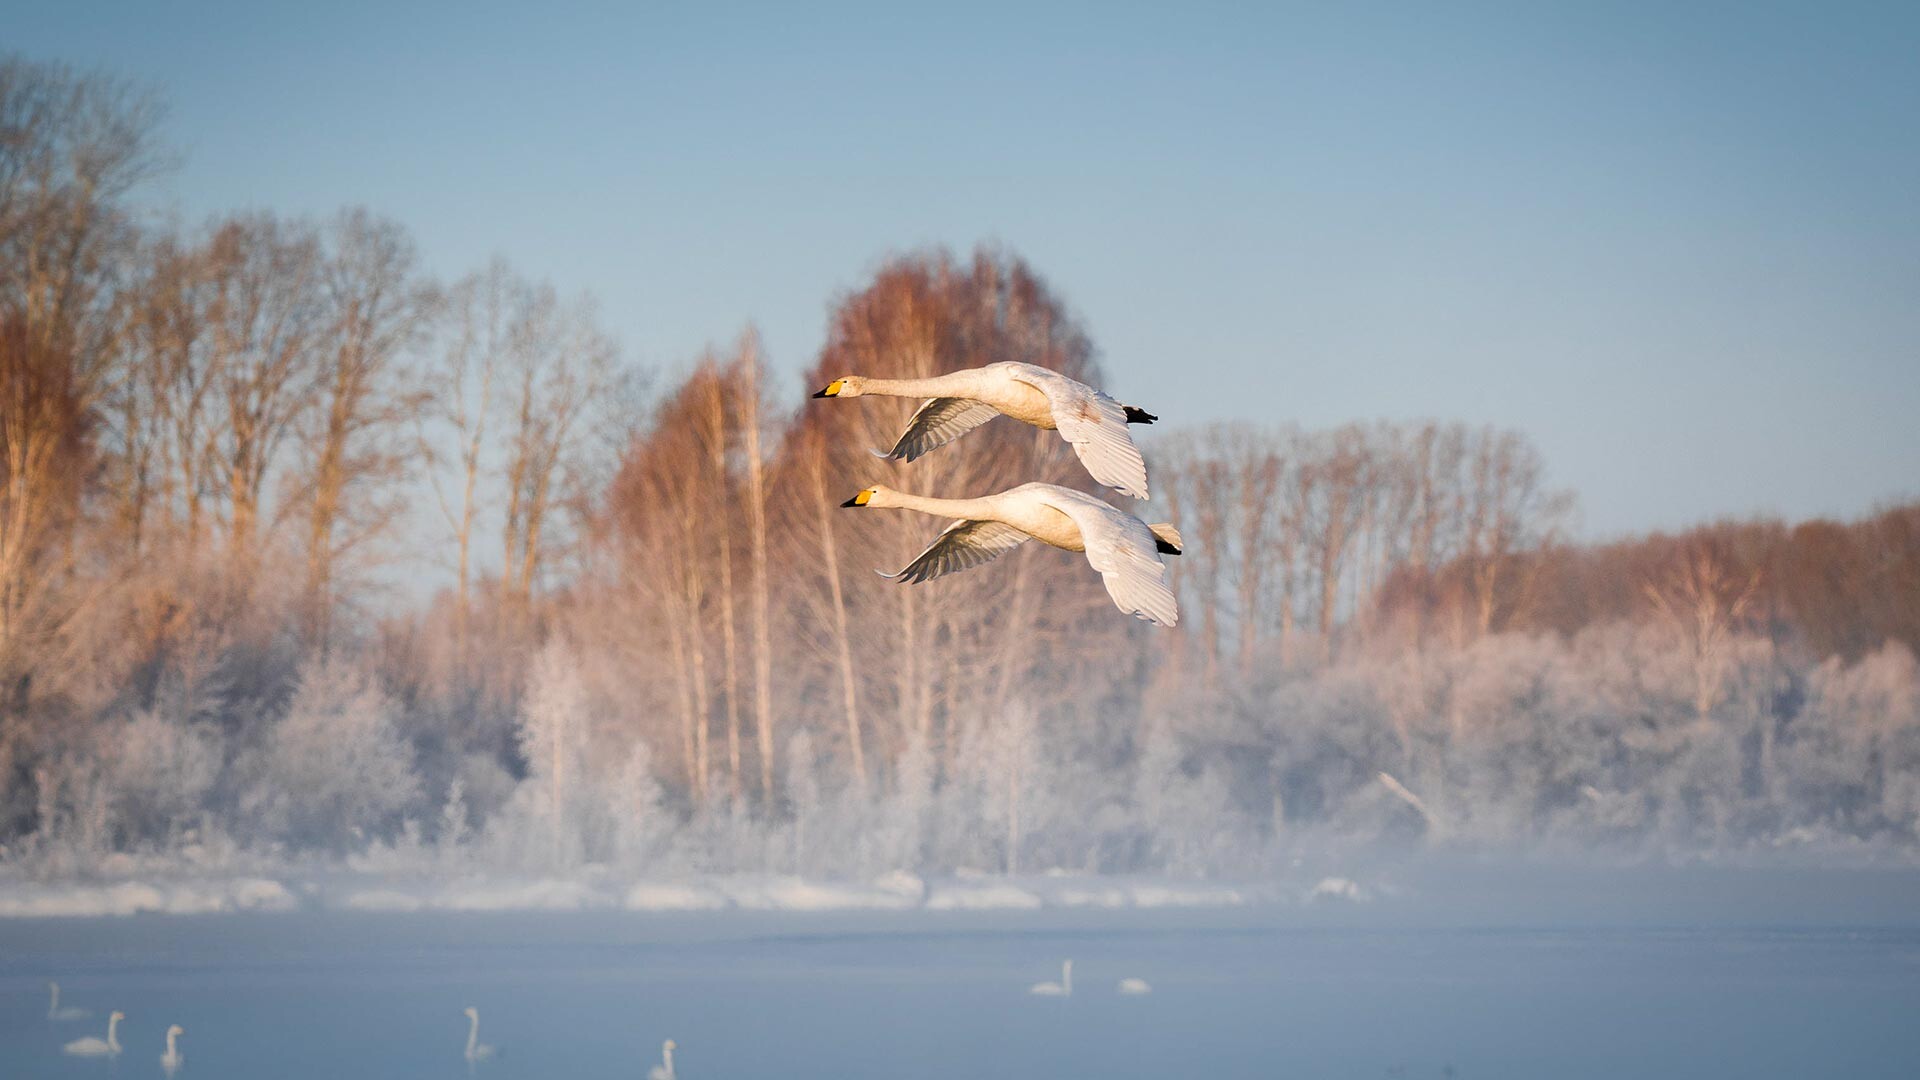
<box><xmin>4</xmin><ymin>56</ymin><xmax>1918</xmax><ymax>880</ymax></box>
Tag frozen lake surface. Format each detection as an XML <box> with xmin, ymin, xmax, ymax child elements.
<box><xmin>6</xmin><ymin>880</ymin><xmax>1920</xmax><ymax>1079</ymax></box>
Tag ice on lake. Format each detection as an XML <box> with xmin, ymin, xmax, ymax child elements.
<box><xmin>5</xmin><ymin>868</ymin><xmax>1920</xmax><ymax>1079</ymax></box>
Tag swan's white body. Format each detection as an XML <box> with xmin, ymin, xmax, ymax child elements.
<box><xmin>647</xmin><ymin>1038</ymin><xmax>677</xmax><ymax>1080</ymax></box>
<box><xmin>463</xmin><ymin>1007</ymin><xmax>495</xmax><ymax>1063</ymax></box>
<box><xmin>48</xmin><ymin>980</ymin><xmax>90</xmax><ymax>1021</ymax></box>
<box><xmin>1117</xmin><ymin>977</ymin><xmax>1153</xmax><ymax>995</ymax></box>
<box><xmin>63</xmin><ymin>1010</ymin><xmax>123</xmax><ymax>1056</ymax></box>
<box><xmin>817</xmin><ymin>363</ymin><xmax>1156</xmax><ymax>500</ymax></box>
<box><xmin>1029</xmin><ymin>959</ymin><xmax>1074</xmax><ymax>997</ymax></box>
<box><xmin>846</xmin><ymin>483</ymin><xmax>1181</xmax><ymax>626</ymax></box>
<box><xmin>160</xmin><ymin>1024</ymin><xmax>185</xmax><ymax>1074</ymax></box>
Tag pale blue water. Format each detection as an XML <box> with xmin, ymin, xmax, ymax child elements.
<box><xmin>5</xmin><ymin>897</ymin><xmax>1920</xmax><ymax>1078</ymax></box>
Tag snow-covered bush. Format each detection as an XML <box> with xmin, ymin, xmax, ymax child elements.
<box><xmin>237</xmin><ymin>659</ymin><xmax>422</xmax><ymax>852</ymax></box>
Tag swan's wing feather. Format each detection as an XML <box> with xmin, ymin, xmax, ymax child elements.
<box><xmin>882</xmin><ymin>519</ymin><xmax>1032</xmax><ymax>584</ymax></box>
<box><xmin>1043</xmin><ymin>495</ymin><xmax>1179</xmax><ymax>626</ymax></box>
<box><xmin>1037</xmin><ymin>378</ymin><xmax>1151</xmax><ymax>499</ymax></box>
<box><xmin>879</xmin><ymin>398</ymin><xmax>1001</xmax><ymax>462</ymax></box>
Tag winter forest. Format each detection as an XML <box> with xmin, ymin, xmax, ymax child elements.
<box><xmin>5</xmin><ymin>56</ymin><xmax>1920</xmax><ymax>903</ymax></box>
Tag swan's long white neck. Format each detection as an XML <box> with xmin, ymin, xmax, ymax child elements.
<box><xmin>106</xmin><ymin>1013</ymin><xmax>121</xmax><ymax>1050</ymax></box>
<box><xmin>1063</xmin><ymin>960</ymin><xmax>1073</xmax><ymax>995</ymax></box>
<box><xmin>466</xmin><ymin>1013</ymin><xmax>479</xmax><ymax>1056</ymax></box>
<box><xmin>874</xmin><ymin>491</ymin><xmax>1001</xmax><ymax>521</ymax></box>
<box><xmin>853</xmin><ymin>371</ymin><xmax>986</xmax><ymax>399</ymax></box>
<box><xmin>165</xmin><ymin>1028</ymin><xmax>178</xmax><ymax>1057</ymax></box>
<box><xmin>661</xmin><ymin>1042</ymin><xmax>675</xmax><ymax>1079</ymax></box>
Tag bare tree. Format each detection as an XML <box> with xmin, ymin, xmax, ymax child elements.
<box><xmin>1643</xmin><ymin>539</ymin><xmax>1761</xmax><ymax>719</ymax></box>
<box><xmin>301</xmin><ymin>209</ymin><xmax>427</xmax><ymax>652</ymax></box>
<box><xmin>735</xmin><ymin>333</ymin><xmax>779</xmax><ymax>803</ymax></box>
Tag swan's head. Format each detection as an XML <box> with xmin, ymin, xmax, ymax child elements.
<box><xmin>813</xmin><ymin>375</ymin><xmax>868</xmax><ymax>399</ymax></box>
<box><xmin>663</xmin><ymin>1039</ymin><xmax>677</xmax><ymax>1052</ymax></box>
<box><xmin>463</xmin><ymin>1007</ymin><xmax>479</xmax><ymax>1020</ymax></box>
<box><xmin>109</xmin><ymin>1011</ymin><xmax>126</xmax><ymax>1022</ymax></box>
<box><xmin>840</xmin><ymin>484</ymin><xmax>897</xmax><ymax>508</ymax></box>
<box><xmin>167</xmin><ymin>1025</ymin><xmax>184</xmax><ymax>1037</ymax></box>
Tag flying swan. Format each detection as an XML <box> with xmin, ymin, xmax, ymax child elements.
<box><xmin>1029</xmin><ymin>959</ymin><xmax>1073</xmax><ymax>996</ymax></box>
<box><xmin>63</xmin><ymin>1010</ymin><xmax>123</xmax><ymax>1056</ymax></box>
<box><xmin>463</xmin><ymin>1006</ymin><xmax>495</xmax><ymax>1063</ymax></box>
<box><xmin>814</xmin><ymin>362</ymin><xmax>1158</xmax><ymax>500</ymax></box>
<box><xmin>648</xmin><ymin>1038</ymin><xmax>677</xmax><ymax>1080</ymax></box>
<box><xmin>161</xmin><ymin>1025</ymin><xmax>186</xmax><ymax>1075</ymax></box>
<box><xmin>48</xmin><ymin>980</ymin><xmax>90</xmax><ymax>1021</ymax></box>
<box><xmin>843</xmin><ymin>483</ymin><xmax>1181</xmax><ymax>627</ymax></box>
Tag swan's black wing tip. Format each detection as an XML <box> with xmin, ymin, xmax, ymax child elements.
<box><xmin>1155</xmin><ymin>536</ymin><xmax>1182</xmax><ymax>555</ymax></box>
<box><xmin>1123</xmin><ymin>405</ymin><xmax>1158</xmax><ymax>425</ymax></box>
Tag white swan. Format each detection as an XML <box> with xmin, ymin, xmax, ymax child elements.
<box><xmin>62</xmin><ymin>1010</ymin><xmax>123</xmax><ymax>1056</ymax></box>
<box><xmin>463</xmin><ymin>1006</ymin><xmax>495</xmax><ymax>1063</ymax></box>
<box><xmin>1117</xmin><ymin>977</ymin><xmax>1152</xmax><ymax>995</ymax></box>
<box><xmin>814</xmin><ymin>362</ymin><xmax>1157</xmax><ymax>500</ymax></box>
<box><xmin>647</xmin><ymin>1038</ymin><xmax>677</xmax><ymax>1080</ymax></box>
<box><xmin>843</xmin><ymin>483</ymin><xmax>1182</xmax><ymax>626</ymax></box>
<box><xmin>160</xmin><ymin>1024</ymin><xmax>185</xmax><ymax>1075</ymax></box>
<box><xmin>1029</xmin><ymin>959</ymin><xmax>1073</xmax><ymax>996</ymax></box>
<box><xmin>48</xmin><ymin>980</ymin><xmax>90</xmax><ymax>1020</ymax></box>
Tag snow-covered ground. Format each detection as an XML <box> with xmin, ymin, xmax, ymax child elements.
<box><xmin>0</xmin><ymin>869</ymin><xmax>1287</xmax><ymax>919</ymax></box>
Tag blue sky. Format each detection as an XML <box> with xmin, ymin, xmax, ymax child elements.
<box><xmin>14</xmin><ymin>0</ymin><xmax>1919</xmax><ymax>537</ymax></box>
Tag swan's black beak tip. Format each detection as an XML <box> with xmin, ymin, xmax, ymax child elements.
<box><xmin>840</xmin><ymin>495</ymin><xmax>862</xmax><ymax>507</ymax></box>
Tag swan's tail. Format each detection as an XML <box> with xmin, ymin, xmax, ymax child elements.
<box><xmin>1149</xmin><ymin>523</ymin><xmax>1183</xmax><ymax>555</ymax></box>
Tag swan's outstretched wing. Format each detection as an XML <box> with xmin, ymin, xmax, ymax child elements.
<box><xmin>1021</xmin><ymin>373</ymin><xmax>1151</xmax><ymax>500</ymax></box>
<box><xmin>1042</xmin><ymin>494</ymin><xmax>1178</xmax><ymax>626</ymax></box>
<box><xmin>882</xmin><ymin>519</ymin><xmax>1032</xmax><ymax>584</ymax></box>
<box><xmin>877</xmin><ymin>398</ymin><xmax>1001</xmax><ymax>462</ymax></box>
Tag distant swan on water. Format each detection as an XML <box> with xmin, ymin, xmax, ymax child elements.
<box><xmin>63</xmin><ymin>1010</ymin><xmax>123</xmax><ymax>1056</ymax></box>
<box><xmin>47</xmin><ymin>980</ymin><xmax>90</xmax><ymax>1020</ymax></box>
<box><xmin>647</xmin><ymin>1038</ymin><xmax>677</xmax><ymax>1080</ymax></box>
<box><xmin>1117</xmin><ymin>977</ymin><xmax>1152</xmax><ymax>995</ymax></box>
<box><xmin>160</xmin><ymin>1024</ymin><xmax>185</xmax><ymax>1075</ymax></box>
<box><xmin>1029</xmin><ymin>959</ymin><xmax>1073</xmax><ymax>996</ymax></box>
<box><xmin>463</xmin><ymin>1006</ymin><xmax>495</xmax><ymax>1063</ymax></box>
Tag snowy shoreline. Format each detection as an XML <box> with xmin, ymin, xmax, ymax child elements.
<box><xmin>0</xmin><ymin>871</ymin><xmax>1316</xmax><ymax>919</ymax></box>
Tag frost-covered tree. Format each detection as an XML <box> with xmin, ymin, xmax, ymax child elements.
<box><xmin>240</xmin><ymin>658</ymin><xmax>421</xmax><ymax>852</ymax></box>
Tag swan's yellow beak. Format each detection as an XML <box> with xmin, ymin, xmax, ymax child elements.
<box><xmin>813</xmin><ymin>379</ymin><xmax>845</xmax><ymax>398</ymax></box>
<box><xmin>840</xmin><ymin>488</ymin><xmax>872</xmax><ymax>507</ymax></box>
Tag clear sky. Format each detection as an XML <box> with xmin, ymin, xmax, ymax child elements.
<box><xmin>13</xmin><ymin>0</ymin><xmax>1919</xmax><ymax>538</ymax></box>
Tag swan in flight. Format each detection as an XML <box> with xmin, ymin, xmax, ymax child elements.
<box><xmin>47</xmin><ymin>980</ymin><xmax>90</xmax><ymax>1020</ymax></box>
<box><xmin>843</xmin><ymin>483</ymin><xmax>1181</xmax><ymax>626</ymax></box>
<box><xmin>647</xmin><ymin>1038</ymin><xmax>677</xmax><ymax>1080</ymax></box>
<box><xmin>1117</xmin><ymin>977</ymin><xmax>1153</xmax><ymax>995</ymax></box>
<box><xmin>160</xmin><ymin>1025</ymin><xmax>185</xmax><ymax>1075</ymax></box>
<box><xmin>62</xmin><ymin>1010</ymin><xmax>123</xmax><ymax>1056</ymax></box>
<box><xmin>1029</xmin><ymin>959</ymin><xmax>1073</xmax><ymax>996</ymax></box>
<box><xmin>463</xmin><ymin>1007</ymin><xmax>495</xmax><ymax>1063</ymax></box>
<box><xmin>814</xmin><ymin>363</ymin><xmax>1158</xmax><ymax>500</ymax></box>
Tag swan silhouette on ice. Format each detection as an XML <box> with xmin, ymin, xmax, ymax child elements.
<box><xmin>647</xmin><ymin>1038</ymin><xmax>677</xmax><ymax>1080</ymax></box>
<box><xmin>47</xmin><ymin>980</ymin><xmax>90</xmax><ymax>1021</ymax></box>
<box><xmin>62</xmin><ymin>1010</ymin><xmax>123</xmax><ymax>1056</ymax></box>
<box><xmin>160</xmin><ymin>1024</ymin><xmax>185</xmax><ymax>1075</ymax></box>
<box><xmin>814</xmin><ymin>363</ymin><xmax>1158</xmax><ymax>500</ymax></box>
<box><xmin>1117</xmin><ymin>977</ymin><xmax>1153</xmax><ymax>995</ymax></box>
<box><xmin>1029</xmin><ymin>959</ymin><xmax>1073</xmax><ymax>996</ymax></box>
<box><xmin>842</xmin><ymin>483</ymin><xmax>1182</xmax><ymax>626</ymax></box>
<box><xmin>463</xmin><ymin>1006</ymin><xmax>495</xmax><ymax>1063</ymax></box>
